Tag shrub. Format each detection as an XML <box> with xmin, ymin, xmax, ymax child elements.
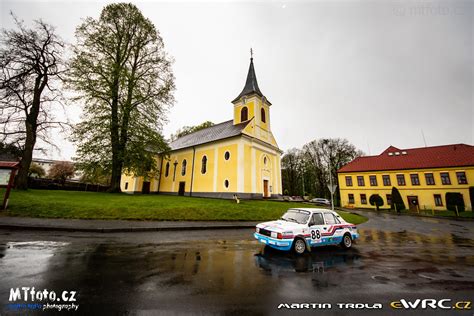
<box><xmin>445</xmin><ymin>192</ymin><xmax>465</xmax><ymax>212</ymax></box>
<box><xmin>48</xmin><ymin>161</ymin><xmax>75</xmax><ymax>186</ymax></box>
<box><xmin>29</xmin><ymin>163</ymin><xmax>45</xmax><ymax>178</ymax></box>
<box><xmin>391</xmin><ymin>187</ymin><xmax>405</xmax><ymax>212</ymax></box>
<box><xmin>369</xmin><ymin>194</ymin><xmax>383</xmax><ymax>210</ymax></box>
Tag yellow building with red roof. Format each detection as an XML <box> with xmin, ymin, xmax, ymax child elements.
<box><xmin>337</xmin><ymin>144</ymin><xmax>474</xmax><ymax>211</ymax></box>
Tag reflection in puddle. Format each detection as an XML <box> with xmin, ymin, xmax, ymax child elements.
<box><xmin>0</xmin><ymin>241</ymin><xmax>71</xmax><ymax>287</ymax></box>
<box><xmin>255</xmin><ymin>246</ymin><xmax>361</xmax><ymax>274</ymax></box>
<box><xmin>7</xmin><ymin>241</ymin><xmax>70</xmax><ymax>249</ymax></box>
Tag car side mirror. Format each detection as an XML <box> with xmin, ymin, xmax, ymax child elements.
<box><xmin>308</xmin><ymin>222</ymin><xmax>314</xmax><ymax>227</ymax></box>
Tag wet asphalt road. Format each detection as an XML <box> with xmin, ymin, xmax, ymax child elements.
<box><xmin>0</xmin><ymin>212</ymin><xmax>473</xmax><ymax>315</ymax></box>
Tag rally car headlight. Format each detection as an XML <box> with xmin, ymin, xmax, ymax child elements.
<box><xmin>256</xmin><ymin>227</ymin><xmax>260</xmax><ymax>233</ymax></box>
<box><xmin>271</xmin><ymin>232</ymin><xmax>277</xmax><ymax>238</ymax></box>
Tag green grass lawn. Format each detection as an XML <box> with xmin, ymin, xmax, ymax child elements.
<box><xmin>1</xmin><ymin>189</ymin><xmax>367</xmax><ymax>224</ymax></box>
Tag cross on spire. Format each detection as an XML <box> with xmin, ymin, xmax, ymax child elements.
<box><xmin>250</xmin><ymin>48</ymin><xmax>253</xmax><ymax>59</ymax></box>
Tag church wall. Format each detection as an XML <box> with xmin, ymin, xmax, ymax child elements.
<box><xmin>216</xmin><ymin>144</ymin><xmax>238</xmax><ymax>193</ymax></box>
<box><xmin>192</xmin><ymin>148</ymin><xmax>215</xmax><ymax>193</ymax></box>
<box><xmin>121</xmin><ymin>136</ymin><xmax>283</xmax><ymax>198</ymax></box>
<box><xmin>159</xmin><ymin>150</ymin><xmax>194</xmax><ymax>193</ymax></box>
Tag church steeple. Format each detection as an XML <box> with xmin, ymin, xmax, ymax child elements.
<box><xmin>232</xmin><ymin>53</ymin><xmax>268</xmax><ymax>104</ymax></box>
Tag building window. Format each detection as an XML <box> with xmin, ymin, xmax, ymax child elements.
<box><xmin>357</xmin><ymin>176</ymin><xmax>365</xmax><ymax>186</ymax></box>
<box><xmin>456</xmin><ymin>172</ymin><xmax>467</xmax><ymax>184</ymax></box>
<box><xmin>181</xmin><ymin>159</ymin><xmax>187</xmax><ymax>176</ymax></box>
<box><xmin>165</xmin><ymin>162</ymin><xmax>170</xmax><ymax>177</ymax></box>
<box><xmin>382</xmin><ymin>175</ymin><xmax>391</xmax><ymax>186</ymax></box>
<box><xmin>345</xmin><ymin>176</ymin><xmax>353</xmax><ymax>186</ymax></box>
<box><xmin>263</xmin><ymin>156</ymin><xmax>267</xmax><ymax>165</ymax></box>
<box><xmin>125</xmin><ymin>182</ymin><xmax>128</xmax><ymax>190</ymax></box>
<box><xmin>224</xmin><ymin>179</ymin><xmax>229</xmax><ymax>189</ymax></box>
<box><xmin>434</xmin><ymin>194</ymin><xmax>443</xmax><ymax>206</ymax></box>
<box><xmin>201</xmin><ymin>156</ymin><xmax>207</xmax><ymax>174</ymax></box>
<box><xmin>224</xmin><ymin>151</ymin><xmax>230</xmax><ymax>160</ymax></box>
<box><xmin>348</xmin><ymin>193</ymin><xmax>354</xmax><ymax>204</ymax></box>
<box><xmin>425</xmin><ymin>173</ymin><xmax>435</xmax><ymax>185</ymax></box>
<box><xmin>386</xmin><ymin>194</ymin><xmax>392</xmax><ymax>206</ymax></box>
<box><xmin>173</xmin><ymin>161</ymin><xmax>178</xmax><ymax>181</ymax></box>
<box><xmin>397</xmin><ymin>174</ymin><xmax>406</xmax><ymax>186</ymax></box>
<box><xmin>440</xmin><ymin>172</ymin><xmax>451</xmax><ymax>185</ymax></box>
<box><xmin>240</xmin><ymin>107</ymin><xmax>248</xmax><ymax>122</ymax></box>
<box><xmin>360</xmin><ymin>194</ymin><xmax>367</xmax><ymax>204</ymax></box>
<box><xmin>369</xmin><ymin>175</ymin><xmax>377</xmax><ymax>186</ymax></box>
<box><xmin>261</xmin><ymin>108</ymin><xmax>266</xmax><ymax>123</ymax></box>
<box><xmin>410</xmin><ymin>174</ymin><xmax>420</xmax><ymax>186</ymax></box>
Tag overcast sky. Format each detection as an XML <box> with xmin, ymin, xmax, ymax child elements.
<box><xmin>1</xmin><ymin>0</ymin><xmax>472</xmax><ymax>160</ymax></box>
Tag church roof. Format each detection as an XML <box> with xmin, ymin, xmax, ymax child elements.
<box><xmin>232</xmin><ymin>58</ymin><xmax>270</xmax><ymax>104</ymax></box>
<box><xmin>169</xmin><ymin>120</ymin><xmax>250</xmax><ymax>151</ymax></box>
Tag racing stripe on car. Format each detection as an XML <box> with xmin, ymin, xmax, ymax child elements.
<box><xmin>321</xmin><ymin>224</ymin><xmax>355</xmax><ymax>236</ymax></box>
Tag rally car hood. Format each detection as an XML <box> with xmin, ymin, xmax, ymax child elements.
<box><xmin>257</xmin><ymin>220</ymin><xmax>305</xmax><ymax>233</ymax></box>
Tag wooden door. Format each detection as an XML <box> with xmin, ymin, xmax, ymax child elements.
<box><xmin>263</xmin><ymin>180</ymin><xmax>269</xmax><ymax>198</ymax></box>
<box><xmin>407</xmin><ymin>196</ymin><xmax>419</xmax><ymax>211</ymax></box>
<box><xmin>142</xmin><ymin>181</ymin><xmax>150</xmax><ymax>194</ymax></box>
<box><xmin>178</xmin><ymin>182</ymin><xmax>185</xmax><ymax>196</ymax></box>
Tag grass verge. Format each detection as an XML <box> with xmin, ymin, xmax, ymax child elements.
<box><xmin>1</xmin><ymin>189</ymin><xmax>368</xmax><ymax>224</ymax></box>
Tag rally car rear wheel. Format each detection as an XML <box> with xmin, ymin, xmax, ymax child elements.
<box><xmin>293</xmin><ymin>238</ymin><xmax>306</xmax><ymax>255</ymax></box>
<box><xmin>341</xmin><ymin>234</ymin><xmax>352</xmax><ymax>249</ymax></box>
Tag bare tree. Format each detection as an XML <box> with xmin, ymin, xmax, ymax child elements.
<box><xmin>0</xmin><ymin>15</ymin><xmax>66</xmax><ymax>189</ymax></box>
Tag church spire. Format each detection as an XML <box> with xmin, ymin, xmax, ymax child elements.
<box><xmin>232</xmin><ymin>51</ymin><xmax>267</xmax><ymax>103</ymax></box>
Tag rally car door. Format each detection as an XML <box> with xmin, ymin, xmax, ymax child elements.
<box><xmin>308</xmin><ymin>213</ymin><xmax>325</xmax><ymax>246</ymax></box>
<box><xmin>322</xmin><ymin>213</ymin><xmax>343</xmax><ymax>244</ymax></box>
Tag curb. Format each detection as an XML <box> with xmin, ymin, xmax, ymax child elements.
<box><xmin>0</xmin><ymin>223</ymin><xmax>257</xmax><ymax>233</ymax></box>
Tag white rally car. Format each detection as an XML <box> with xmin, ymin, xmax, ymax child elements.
<box><xmin>254</xmin><ymin>208</ymin><xmax>359</xmax><ymax>254</ymax></box>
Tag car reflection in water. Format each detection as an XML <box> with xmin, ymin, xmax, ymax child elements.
<box><xmin>255</xmin><ymin>245</ymin><xmax>362</xmax><ymax>288</ymax></box>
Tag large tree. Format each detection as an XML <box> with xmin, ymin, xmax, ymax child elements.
<box><xmin>69</xmin><ymin>3</ymin><xmax>175</xmax><ymax>192</ymax></box>
<box><xmin>282</xmin><ymin>138</ymin><xmax>362</xmax><ymax>201</ymax></box>
<box><xmin>281</xmin><ymin>148</ymin><xmax>304</xmax><ymax>196</ymax></box>
<box><xmin>304</xmin><ymin>138</ymin><xmax>363</xmax><ymax>203</ymax></box>
<box><xmin>0</xmin><ymin>16</ymin><xmax>66</xmax><ymax>189</ymax></box>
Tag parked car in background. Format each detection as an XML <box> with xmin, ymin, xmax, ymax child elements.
<box><xmin>310</xmin><ymin>198</ymin><xmax>331</xmax><ymax>206</ymax></box>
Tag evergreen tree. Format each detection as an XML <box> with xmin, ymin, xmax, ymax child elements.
<box><xmin>391</xmin><ymin>187</ymin><xmax>405</xmax><ymax>212</ymax></box>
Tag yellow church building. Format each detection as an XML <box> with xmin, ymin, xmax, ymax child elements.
<box><xmin>120</xmin><ymin>56</ymin><xmax>283</xmax><ymax>198</ymax></box>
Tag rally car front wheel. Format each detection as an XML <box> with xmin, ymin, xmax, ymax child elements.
<box><xmin>292</xmin><ymin>238</ymin><xmax>307</xmax><ymax>255</ymax></box>
<box><xmin>341</xmin><ymin>233</ymin><xmax>352</xmax><ymax>249</ymax></box>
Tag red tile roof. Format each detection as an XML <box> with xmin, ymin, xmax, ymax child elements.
<box><xmin>338</xmin><ymin>144</ymin><xmax>474</xmax><ymax>173</ymax></box>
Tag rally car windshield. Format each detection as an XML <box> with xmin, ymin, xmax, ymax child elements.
<box><xmin>281</xmin><ymin>210</ymin><xmax>310</xmax><ymax>224</ymax></box>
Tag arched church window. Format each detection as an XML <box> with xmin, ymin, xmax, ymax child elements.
<box><xmin>241</xmin><ymin>107</ymin><xmax>248</xmax><ymax>122</ymax></box>
<box><xmin>261</xmin><ymin>108</ymin><xmax>266</xmax><ymax>123</ymax></box>
<box><xmin>181</xmin><ymin>159</ymin><xmax>187</xmax><ymax>176</ymax></box>
<box><xmin>201</xmin><ymin>156</ymin><xmax>207</xmax><ymax>174</ymax></box>
<box><xmin>165</xmin><ymin>162</ymin><xmax>170</xmax><ymax>177</ymax></box>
